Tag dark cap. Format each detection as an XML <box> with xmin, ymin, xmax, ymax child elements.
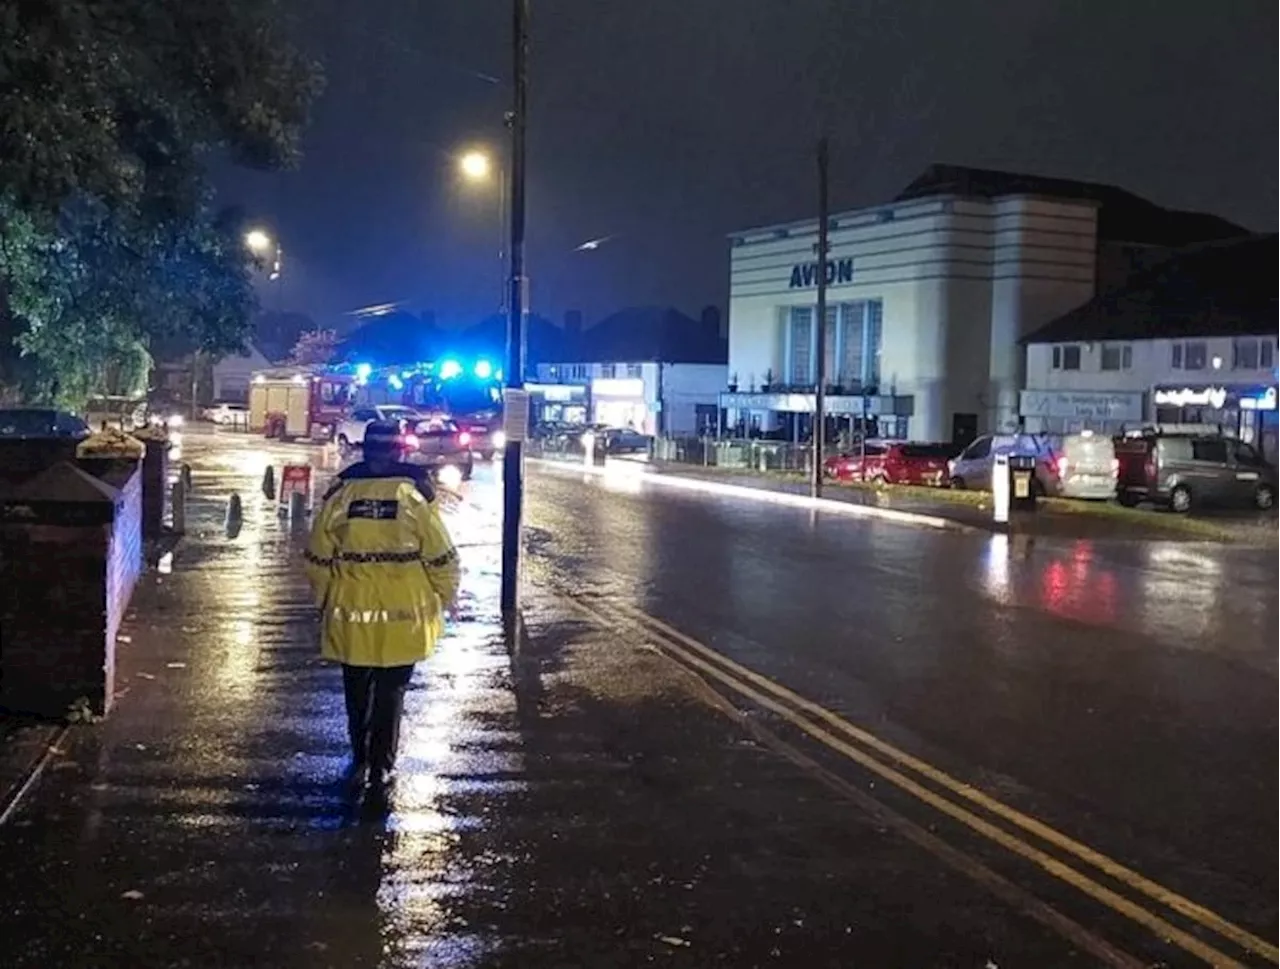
<box><xmin>363</xmin><ymin>419</ymin><xmax>402</xmax><ymax>452</ymax></box>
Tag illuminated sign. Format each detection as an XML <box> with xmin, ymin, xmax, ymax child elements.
<box><xmin>1240</xmin><ymin>387</ymin><xmax>1278</xmax><ymax>411</ymax></box>
<box><xmin>1153</xmin><ymin>386</ymin><xmax>1228</xmax><ymax>409</ymax></box>
<box><xmin>591</xmin><ymin>378</ymin><xmax>645</xmax><ymax>398</ymax></box>
<box><xmin>789</xmin><ymin>257</ymin><xmax>853</xmax><ymax>289</ymax></box>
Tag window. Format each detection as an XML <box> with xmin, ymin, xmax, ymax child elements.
<box><xmin>1061</xmin><ymin>345</ymin><xmax>1082</xmax><ymax>371</ymax></box>
<box><xmin>1232</xmin><ymin>338</ymin><xmax>1260</xmax><ymax>370</ymax></box>
<box><xmin>1171</xmin><ymin>343</ymin><xmax>1183</xmax><ymax>369</ymax></box>
<box><xmin>1233</xmin><ymin>441</ymin><xmax>1265</xmax><ymax>467</ymax></box>
<box><xmin>839</xmin><ymin>303</ymin><xmax>866</xmax><ymax>387</ymax></box>
<box><xmin>823</xmin><ymin>306</ymin><xmax>837</xmax><ymax>384</ymax></box>
<box><xmin>787</xmin><ymin>307</ymin><xmax>813</xmax><ymax>384</ymax></box>
<box><xmin>1100</xmin><ymin>344</ymin><xmax>1132</xmax><ymax>371</ymax></box>
<box><xmin>963</xmin><ymin>436</ymin><xmax>992</xmax><ymax>460</ymax></box>
<box><xmin>1183</xmin><ymin>341</ymin><xmax>1207</xmax><ymax>370</ymax></box>
<box><xmin>864</xmin><ymin>301</ymin><xmax>883</xmax><ymax>387</ymax></box>
<box><xmin>600</xmin><ymin>363</ymin><xmax>617</xmax><ymax>379</ymax></box>
<box><xmin>1262</xmin><ymin>340</ymin><xmax>1276</xmax><ymax>370</ymax></box>
<box><xmin>626</xmin><ymin>363</ymin><xmax>643</xmax><ymax>378</ymax></box>
<box><xmin>567</xmin><ymin>364</ymin><xmax>588</xmax><ymax>380</ymax></box>
<box><xmin>1052</xmin><ymin>346</ymin><xmax>1062</xmax><ymax>369</ymax></box>
<box><xmin>1190</xmin><ymin>438</ymin><xmax>1228</xmax><ymax>464</ymax></box>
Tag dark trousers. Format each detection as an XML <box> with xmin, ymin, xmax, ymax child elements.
<box><xmin>341</xmin><ymin>664</ymin><xmax>415</xmax><ymax>773</ymax></box>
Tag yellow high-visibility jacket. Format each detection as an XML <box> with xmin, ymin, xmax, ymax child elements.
<box><xmin>305</xmin><ymin>462</ymin><xmax>460</xmax><ymax>667</ymax></box>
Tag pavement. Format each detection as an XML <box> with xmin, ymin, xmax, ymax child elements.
<box><xmin>0</xmin><ymin>426</ymin><xmax>1275</xmax><ymax>968</ymax></box>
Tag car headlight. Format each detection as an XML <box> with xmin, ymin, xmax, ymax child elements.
<box><xmin>168</xmin><ymin>414</ymin><xmax>185</xmax><ymax>427</ymax></box>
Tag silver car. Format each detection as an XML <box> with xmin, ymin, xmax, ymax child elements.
<box><xmin>1116</xmin><ymin>433</ymin><xmax>1277</xmax><ymax>512</ymax></box>
<box><xmin>947</xmin><ymin>434</ymin><xmax>1057</xmax><ymax>495</ymax></box>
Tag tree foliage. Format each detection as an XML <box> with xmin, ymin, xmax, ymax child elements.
<box><xmin>0</xmin><ymin>0</ymin><xmax>321</xmax><ymax>406</ymax></box>
<box><xmin>288</xmin><ymin>328</ymin><xmax>339</xmax><ymax>366</ymax></box>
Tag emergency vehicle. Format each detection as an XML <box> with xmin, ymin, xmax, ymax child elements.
<box><xmin>248</xmin><ymin>367</ymin><xmax>356</xmax><ymax>441</ymax></box>
<box><xmin>345</xmin><ymin>360</ymin><xmax>505</xmax><ymax>460</ymax></box>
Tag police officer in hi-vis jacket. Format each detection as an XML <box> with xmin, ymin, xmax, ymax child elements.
<box><xmin>305</xmin><ymin>420</ymin><xmax>460</xmax><ymax>794</ymax></box>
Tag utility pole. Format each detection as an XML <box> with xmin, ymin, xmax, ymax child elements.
<box><xmin>810</xmin><ymin>136</ymin><xmax>830</xmax><ymax>500</ymax></box>
<box><xmin>500</xmin><ymin>0</ymin><xmax>529</xmax><ymax>623</ymax></box>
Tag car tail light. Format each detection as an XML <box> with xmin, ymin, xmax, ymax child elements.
<box><xmin>1111</xmin><ymin>458</ymin><xmax>1120</xmax><ymax>476</ymax></box>
<box><xmin>1056</xmin><ymin>455</ymin><xmax>1069</xmax><ymax>478</ymax></box>
<box><xmin>457</xmin><ymin>431</ymin><xmax>472</xmax><ymax>446</ymax></box>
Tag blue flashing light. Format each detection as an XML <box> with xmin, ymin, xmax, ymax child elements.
<box><xmin>388</xmin><ymin>374</ymin><xmax>404</xmax><ymax>391</ymax></box>
<box><xmin>439</xmin><ymin>359</ymin><xmax>463</xmax><ymax>380</ymax></box>
<box><xmin>355</xmin><ymin>363</ymin><xmax>373</xmax><ymax>380</ymax></box>
<box><xmin>474</xmin><ymin>359</ymin><xmax>493</xmax><ymax>379</ymax></box>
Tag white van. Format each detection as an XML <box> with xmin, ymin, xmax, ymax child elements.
<box><xmin>1051</xmin><ymin>431</ymin><xmax>1117</xmax><ymax>500</ymax></box>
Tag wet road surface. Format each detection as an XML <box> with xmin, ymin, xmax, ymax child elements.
<box><xmin>518</xmin><ymin>460</ymin><xmax>1278</xmax><ymax>962</ymax></box>
<box><xmin>0</xmin><ymin>428</ymin><xmax>1273</xmax><ymax>967</ymax></box>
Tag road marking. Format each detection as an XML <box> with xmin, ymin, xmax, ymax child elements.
<box><xmin>563</xmin><ymin>595</ymin><xmax>1273</xmax><ymax>967</ymax></box>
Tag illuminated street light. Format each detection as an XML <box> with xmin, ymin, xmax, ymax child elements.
<box><xmin>245</xmin><ymin>229</ymin><xmax>273</xmax><ymax>254</ymax></box>
<box><xmin>458</xmin><ymin>150</ymin><xmax>493</xmax><ymax>181</ymax></box>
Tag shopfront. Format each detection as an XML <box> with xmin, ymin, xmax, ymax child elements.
<box><xmin>526</xmin><ymin>382</ymin><xmax>588</xmax><ymax>426</ymax></box>
<box><xmin>1152</xmin><ymin>383</ymin><xmax>1279</xmax><ymax>461</ymax></box>
<box><xmin>591</xmin><ymin>377</ymin><xmax>654</xmax><ymax>434</ymax></box>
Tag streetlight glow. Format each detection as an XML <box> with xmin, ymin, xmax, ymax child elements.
<box><xmin>458</xmin><ymin>151</ymin><xmax>492</xmax><ymax>181</ymax></box>
<box><xmin>245</xmin><ymin>229</ymin><xmax>272</xmax><ymax>254</ymax></box>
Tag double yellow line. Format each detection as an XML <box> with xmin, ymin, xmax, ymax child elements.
<box><xmin>565</xmin><ymin>594</ymin><xmax>1276</xmax><ymax>969</ymax></box>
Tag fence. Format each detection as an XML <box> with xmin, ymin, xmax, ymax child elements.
<box><xmin>654</xmin><ymin>436</ymin><xmax>816</xmax><ymax>474</ymax></box>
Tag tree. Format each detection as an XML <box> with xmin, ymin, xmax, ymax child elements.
<box><xmin>0</xmin><ymin>0</ymin><xmax>322</xmax><ymax>406</ymax></box>
<box><xmin>288</xmin><ymin>328</ymin><xmax>339</xmax><ymax>366</ymax></box>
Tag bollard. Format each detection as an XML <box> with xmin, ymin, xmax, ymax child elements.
<box><xmin>171</xmin><ymin>477</ymin><xmax>187</xmax><ymax>535</ymax></box>
<box><xmin>262</xmin><ymin>465</ymin><xmax>276</xmax><ymax>500</ymax></box>
<box><xmin>225</xmin><ymin>492</ymin><xmax>243</xmax><ymax>539</ymax></box>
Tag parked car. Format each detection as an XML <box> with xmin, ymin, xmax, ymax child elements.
<box><xmin>1115</xmin><ymin>432</ymin><xmax>1276</xmax><ymax>512</ymax></box>
<box><xmin>948</xmin><ymin>434</ymin><xmax>1057</xmax><ymax>494</ymax></box>
<box><xmin>824</xmin><ymin>441</ymin><xmax>954</xmax><ymax>486</ymax></box>
<box><xmin>0</xmin><ymin>408</ymin><xmax>91</xmax><ymax>440</ymax></box>
<box><xmin>400</xmin><ymin>417</ymin><xmax>474</xmax><ymax>480</ymax></box>
<box><xmin>597</xmin><ymin>426</ymin><xmax>651</xmax><ymax>455</ymax></box>
<box><xmin>336</xmin><ymin>405</ymin><xmax>424</xmax><ymax>449</ymax></box>
<box><xmin>203</xmin><ymin>401</ymin><xmax>249</xmax><ymax>426</ymax></box>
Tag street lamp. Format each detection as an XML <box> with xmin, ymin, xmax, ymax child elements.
<box><xmin>458</xmin><ymin>150</ymin><xmax>493</xmax><ymax>181</ymax></box>
<box><xmin>457</xmin><ymin>148</ymin><xmax>507</xmax><ymax>314</ymax></box>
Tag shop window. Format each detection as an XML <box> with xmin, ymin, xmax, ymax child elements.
<box><xmin>1100</xmin><ymin>344</ymin><xmax>1132</xmax><ymax>371</ymax></box>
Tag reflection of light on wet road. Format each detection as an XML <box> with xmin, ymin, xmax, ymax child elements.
<box><xmin>1138</xmin><ymin>544</ymin><xmax>1223</xmax><ymax>642</ymax></box>
<box><xmin>983</xmin><ymin>534</ymin><xmax>1010</xmax><ymax>600</ymax></box>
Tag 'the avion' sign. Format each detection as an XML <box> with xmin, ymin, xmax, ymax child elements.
<box><xmin>788</xmin><ymin>257</ymin><xmax>853</xmax><ymax>289</ymax></box>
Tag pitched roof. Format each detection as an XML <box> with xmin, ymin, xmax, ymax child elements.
<box><xmin>552</xmin><ymin>306</ymin><xmax>727</xmax><ymax>364</ymax></box>
<box><xmin>1022</xmin><ymin>234</ymin><xmax>1278</xmax><ymax>344</ymax></box>
<box><xmin>896</xmin><ymin>164</ymin><xmax>1248</xmax><ymax>247</ymax></box>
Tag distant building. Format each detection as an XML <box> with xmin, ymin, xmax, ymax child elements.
<box><xmin>211</xmin><ymin>344</ymin><xmax>273</xmax><ymax>403</ymax></box>
<box><xmin>533</xmin><ymin>306</ymin><xmax>727</xmax><ymax>435</ymax></box>
<box><xmin>1021</xmin><ymin>233</ymin><xmax>1277</xmax><ymax>460</ymax></box>
<box><xmin>723</xmin><ymin>163</ymin><xmax>1248</xmax><ymax>444</ymax></box>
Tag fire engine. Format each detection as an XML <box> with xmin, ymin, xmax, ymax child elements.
<box><xmin>248</xmin><ymin>367</ymin><xmax>356</xmax><ymax>441</ymax></box>
<box><xmin>343</xmin><ymin>359</ymin><xmax>506</xmax><ymax>459</ymax></box>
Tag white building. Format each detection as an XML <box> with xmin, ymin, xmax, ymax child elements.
<box><xmin>533</xmin><ymin>361</ymin><xmax>726</xmax><ymax>436</ymax></box>
<box><xmin>722</xmin><ymin>164</ymin><xmax>1247</xmax><ymax>445</ymax></box>
<box><xmin>1021</xmin><ymin>234</ymin><xmax>1278</xmax><ymax>460</ymax></box>
<box><xmin>211</xmin><ymin>344</ymin><xmax>273</xmax><ymax>403</ymax></box>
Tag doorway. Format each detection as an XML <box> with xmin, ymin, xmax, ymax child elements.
<box><xmin>951</xmin><ymin>412</ymin><xmax>978</xmax><ymax>448</ymax></box>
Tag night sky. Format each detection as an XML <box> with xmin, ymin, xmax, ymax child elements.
<box><xmin>214</xmin><ymin>0</ymin><xmax>1277</xmax><ymax>331</ymax></box>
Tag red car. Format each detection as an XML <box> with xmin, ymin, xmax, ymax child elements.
<box><xmin>823</xmin><ymin>441</ymin><xmax>955</xmax><ymax>486</ymax></box>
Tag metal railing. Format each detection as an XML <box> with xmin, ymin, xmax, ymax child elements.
<box><xmin>653</xmin><ymin>436</ymin><xmax>816</xmax><ymax>474</ymax></box>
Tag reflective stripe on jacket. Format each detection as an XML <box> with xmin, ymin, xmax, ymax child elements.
<box><xmin>305</xmin><ymin>465</ymin><xmax>460</xmax><ymax>667</ymax></box>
